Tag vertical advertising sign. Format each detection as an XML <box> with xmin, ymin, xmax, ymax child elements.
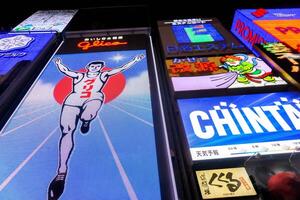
<box><xmin>0</xmin><ymin>33</ymin><xmax>161</xmax><ymax>200</ymax></box>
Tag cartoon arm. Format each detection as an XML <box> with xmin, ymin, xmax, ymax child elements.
<box><xmin>54</xmin><ymin>58</ymin><xmax>81</xmax><ymax>78</ymax></box>
<box><xmin>105</xmin><ymin>54</ymin><xmax>145</xmax><ymax>76</ymax></box>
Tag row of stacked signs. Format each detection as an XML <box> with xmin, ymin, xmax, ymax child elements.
<box><xmin>158</xmin><ymin>9</ymin><xmax>300</xmax><ymax>199</ymax></box>
<box><xmin>1</xmin><ymin>7</ymin><xmax>300</xmax><ymax>200</ymax></box>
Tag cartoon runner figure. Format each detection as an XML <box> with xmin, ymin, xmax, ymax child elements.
<box><xmin>220</xmin><ymin>54</ymin><xmax>276</xmax><ymax>84</ymax></box>
<box><xmin>48</xmin><ymin>54</ymin><xmax>145</xmax><ymax>200</ymax></box>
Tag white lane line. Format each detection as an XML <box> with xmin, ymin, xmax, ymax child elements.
<box><xmin>17</xmin><ymin>103</ymin><xmax>48</xmax><ymax>112</ymax></box>
<box><xmin>0</xmin><ymin>126</ymin><xmax>59</xmax><ymax>191</ymax></box>
<box><xmin>108</xmin><ymin>104</ymin><xmax>153</xmax><ymax>127</ymax></box>
<box><xmin>0</xmin><ymin>108</ymin><xmax>60</xmax><ymax>137</ymax></box>
<box><xmin>115</xmin><ymin>98</ymin><xmax>151</xmax><ymax>105</ymax></box>
<box><xmin>248</xmin><ymin>93</ymin><xmax>274</xmax><ymax>107</ymax></box>
<box><xmin>14</xmin><ymin>104</ymin><xmax>56</xmax><ymax>119</ymax></box>
<box><xmin>112</xmin><ymin>101</ymin><xmax>152</xmax><ymax>111</ymax></box>
<box><xmin>97</xmin><ymin>117</ymin><xmax>138</xmax><ymax>200</ymax></box>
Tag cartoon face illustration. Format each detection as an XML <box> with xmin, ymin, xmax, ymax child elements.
<box><xmin>223</xmin><ymin>57</ymin><xmax>241</xmax><ymax>66</ymax></box>
<box><xmin>86</xmin><ymin>61</ymin><xmax>104</xmax><ymax>72</ymax></box>
<box><xmin>220</xmin><ymin>54</ymin><xmax>276</xmax><ymax>84</ymax></box>
<box><xmin>220</xmin><ymin>55</ymin><xmax>253</xmax><ymax>74</ymax></box>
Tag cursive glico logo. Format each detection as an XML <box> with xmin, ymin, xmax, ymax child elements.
<box><xmin>77</xmin><ymin>40</ymin><xmax>128</xmax><ymax>50</ymax></box>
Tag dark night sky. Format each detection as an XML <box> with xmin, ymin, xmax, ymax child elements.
<box><xmin>1</xmin><ymin>0</ymin><xmax>299</xmax><ymax>31</ymax></box>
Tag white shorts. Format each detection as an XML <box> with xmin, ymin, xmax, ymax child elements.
<box><xmin>64</xmin><ymin>92</ymin><xmax>104</xmax><ymax>107</ymax></box>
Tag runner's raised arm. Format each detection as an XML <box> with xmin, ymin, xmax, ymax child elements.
<box><xmin>54</xmin><ymin>58</ymin><xmax>81</xmax><ymax>78</ymax></box>
<box><xmin>106</xmin><ymin>54</ymin><xmax>145</xmax><ymax>76</ymax></box>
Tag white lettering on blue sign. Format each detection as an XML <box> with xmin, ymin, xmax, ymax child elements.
<box><xmin>189</xmin><ymin>98</ymin><xmax>300</xmax><ymax>139</ymax></box>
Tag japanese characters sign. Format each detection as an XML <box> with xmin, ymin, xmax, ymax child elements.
<box><xmin>166</xmin><ymin>54</ymin><xmax>286</xmax><ymax>92</ymax></box>
<box><xmin>158</xmin><ymin>18</ymin><xmax>248</xmax><ymax>58</ymax></box>
<box><xmin>196</xmin><ymin>167</ymin><xmax>256</xmax><ymax>199</ymax></box>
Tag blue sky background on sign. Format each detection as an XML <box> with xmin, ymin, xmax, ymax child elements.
<box><xmin>178</xmin><ymin>91</ymin><xmax>300</xmax><ymax>148</ymax></box>
<box><xmin>0</xmin><ymin>50</ymin><xmax>161</xmax><ymax>200</ymax></box>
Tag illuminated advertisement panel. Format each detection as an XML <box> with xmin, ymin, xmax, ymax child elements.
<box><xmin>158</xmin><ymin>18</ymin><xmax>248</xmax><ymax>58</ymax></box>
<box><xmin>255</xmin><ymin>42</ymin><xmax>300</xmax><ymax>89</ymax></box>
<box><xmin>0</xmin><ymin>33</ymin><xmax>161</xmax><ymax>200</ymax></box>
<box><xmin>177</xmin><ymin>91</ymin><xmax>300</xmax><ymax>161</ymax></box>
<box><xmin>0</xmin><ymin>32</ymin><xmax>55</xmax><ymax>76</ymax></box>
<box><xmin>13</xmin><ymin>10</ymin><xmax>77</xmax><ymax>32</ymax></box>
<box><xmin>196</xmin><ymin>167</ymin><xmax>256</xmax><ymax>199</ymax></box>
<box><xmin>254</xmin><ymin>19</ymin><xmax>300</xmax><ymax>53</ymax></box>
<box><xmin>166</xmin><ymin>54</ymin><xmax>286</xmax><ymax>92</ymax></box>
<box><xmin>172</xmin><ymin>23</ymin><xmax>224</xmax><ymax>43</ymax></box>
<box><xmin>0</xmin><ymin>32</ymin><xmax>56</xmax><ymax>104</ymax></box>
<box><xmin>231</xmin><ymin>8</ymin><xmax>300</xmax><ymax>54</ymax></box>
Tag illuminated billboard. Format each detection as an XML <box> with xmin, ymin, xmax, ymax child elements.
<box><xmin>172</xmin><ymin>24</ymin><xmax>224</xmax><ymax>43</ymax></box>
<box><xmin>158</xmin><ymin>18</ymin><xmax>248</xmax><ymax>58</ymax></box>
<box><xmin>231</xmin><ymin>8</ymin><xmax>300</xmax><ymax>54</ymax></box>
<box><xmin>255</xmin><ymin>42</ymin><xmax>300</xmax><ymax>89</ymax></box>
<box><xmin>196</xmin><ymin>167</ymin><xmax>256</xmax><ymax>199</ymax></box>
<box><xmin>0</xmin><ymin>31</ymin><xmax>56</xmax><ymax>108</ymax></box>
<box><xmin>177</xmin><ymin>91</ymin><xmax>300</xmax><ymax>161</ymax></box>
<box><xmin>13</xmin><ymin>10</ymin><xmax>77</xmax><ymax>32</ymax></box>
<box><xmin>0</xmin><ymin>32</ymin><xmax>55</xmax><ymax>76</ymax></box>
<box><xmin>165</xmin><ymin>54</ymin><xmax>286</xmax><ymax>92</ymax></box>
<box><xmin>0</xmin><ymin>33</ymin><xmax>161</xmax><ymax>199</ymax></box>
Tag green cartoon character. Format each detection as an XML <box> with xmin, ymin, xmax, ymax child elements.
<box><xmin>220</xmin><ymin>54</ymin><xmax>275</xmax><ymax>84</ymax></box>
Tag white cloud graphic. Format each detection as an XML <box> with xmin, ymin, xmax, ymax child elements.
<box><xmin>121</xmin><ymin>70</ymin><xmax>150</xmax><ymax>97</ymax></box>
<box><xmin>25</xmin><ymin>80</ymin><xmax>55</xmax><ymax>104</ymax></box>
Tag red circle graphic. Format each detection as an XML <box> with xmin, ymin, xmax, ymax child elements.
<box><xmin>53</xmin><ymin>67</ymin><xmax>126</xmax><ymax>105</ymax></box>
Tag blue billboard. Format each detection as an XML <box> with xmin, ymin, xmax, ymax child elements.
<box><xmin>0</xmin><ymin>32</ymin><xmax>55</xmax><ymax>75</ymax></box>
<box><xmin>178</xmin><ymin>91</ymin><xmax>300</xmax><ymax>160</ymax></box>
<box><xmin>0</xmin><ymin>42</ymin><xmax>161</xmax><ymax>199</ymax></box>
